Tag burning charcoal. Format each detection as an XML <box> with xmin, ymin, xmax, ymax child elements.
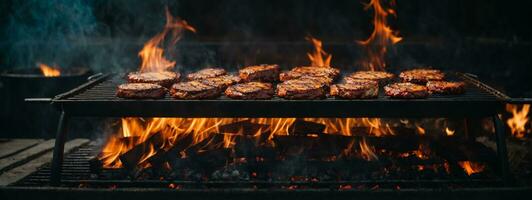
<box><xmin>190</xmin><ymin>148</ymin><xmax>231</xmax><ymax>172</ymax></box>
<box><xmin>273</xmin><ymin>135</ymin><xmax>317</xmax><ymax>157</ymax></box>
<box><xmin>288</xmin><ymin>120</ymin><xmax>325</xmax><ymax>136</ymax></box>
<box><xmin>164</xmin><ymin>134</ymin><xmax>194</xmax><ymax>161</ymax></box>
<box><xmin>118</xmin><ymin>132</ymin><xmax>163</xmax><ymax>170</ymax></box>
<box><xmin>218</xmin><ymin>120</ymin><xmax>269</xmax><ymax>135</ymax></box>
<box><xmin>363</xmin><ymin>135</ymin><xmax>420</xmax><ymax>152</ymax></box>
<box><xmin>309</xmin><ymin>134</ymin><xmax>355</xmax><ymax>157</ymax></box>
<box><xmin>184</xmin><ymin>134</ymin><xmax>225</xmax><ymax>155</ymax></box>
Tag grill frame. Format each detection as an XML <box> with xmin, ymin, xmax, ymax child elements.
<box><xmin>51</xmin><ymin>72</ymin><xmax>508</xmax><ymax>118</ymax></box>
<box><xmin>43</xmin><ymin>72</ymin><xmax>512</xmax><ymax>187</ymax></box>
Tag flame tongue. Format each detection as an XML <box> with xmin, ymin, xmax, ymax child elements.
<box><xmin>506</xmin><ymin>104</ymin><xmax>530</xmax><ymax>138</ymax></box>
<box><xmin>306</xmin><ymin>36</ymin><xmax>332</xmax><ymax>67</ymax></box>
<box><xmin>38</xmin><ymin>63</ymin><xmax>61</xmax><ymax>77</ymax></box>
<box><xmin>139</xmin><ymin>8</ymin><xmax>196</xmax><ymax>73</ymax></box>
<box><xmin>358</xmin><ymin>0</ymin><xmax>402</xmax><ymax>71</ymax></box>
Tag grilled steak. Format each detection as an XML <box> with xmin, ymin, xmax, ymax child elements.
<box><xmin>384</xmin><ymin>82</ymin><xmax>429</xmax><ymax>99</ymax></box>
<box><xmin>279</xmin><ymin>66</ymin><xmax>340</xmax><ymax>82</ymax></box>
<box><xmin>127</xmin><ymin>71</ymin><xmax>180</xmax><ymax>87</ymax></box>
<box><xmin>239</xmin><ymin>64</ymin><xmax>280</xmax><ymax>82</ymax></box>
<box><xmin>330</xmin><ymin>80</ymin><xmax>379</xmax><ymax>99</ymax></box>
<box><xmin>170</xmin><ymin>81</ymin><xmax>220</xmax><ymax>99</ymax></box>
<box><xmin>399</xmin><ymin>69</ymin><xmax>444</xmax><ymax>84</ymax></box>
<box><xmin>116</xmin><ymin>83</ymin><xmax>166</xmax><ymax>99</ymax></box>
<box><xmin>200</xmin><ymin>75</ymin><xmax>241</xmax><ymax>90</ymax></box>
<box><xmin>225</xmin><ymin>82</ymin><xmax>274</xmax><ymax>99</ymax></box>
<box><xmin>426</xmin><ymin>81</ymin><xmax>466</xmax><ymax>94</ymax></box>
<box><xmin>186</xmin><ymin>68</ymin><xmax>226</xmax><ymax>80</ymax></box>
<box><xmin>277</xmin><ymin>78</ymin><xmax>327</xmax><ymax>99</ymax></box>
<box><xmin>346</xmin><ymin>71</ymin><xmax>394</xmax><ymax>84</ymax></box>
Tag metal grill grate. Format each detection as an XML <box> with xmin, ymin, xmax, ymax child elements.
<box><xmin>51</xmin><ymin>72</ymin><xmax>508</xmax><ymax>118</ymax></box>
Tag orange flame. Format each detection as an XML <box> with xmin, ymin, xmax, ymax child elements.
<box><xmin>359</xmin><ymin>138</ymin><xmax>378</xmax><ymax>161</ymax></box>
<box><xmin>99</xmin><ymin>118</ymin><xmax>406</xmax><ymax>168</ymax></box>
<box><xmin>506</xmin><ymin>104</ymin><xmax>530</xmax><ymax>138</ymax></box>
<box><xmin>445</xmin><ymin>127</ymin><xmax>455</xmax><ymax>136</ymax></box>
<box><xmin>306</xmin><ymin>36</ymin><xmax>332</xmax><ymax>67</ymax></box>
<box><xmin>37</xmin><ymin>63</ymin><xmax>61</xmax><ymax>77</ymax></box>
<box><xmin>358</xmin><ymin>0</ymin><xmax>402</xmax><ymax>71</ymax></box>
<box><xmin>138</xmin><ymin>8</ymin><xmax>196</xmax><ymax>72</ymax></box>
<box><xmin>458</xmin><ymin>161</ymin><xmax>485</xmax><ymax>176</ymax></box>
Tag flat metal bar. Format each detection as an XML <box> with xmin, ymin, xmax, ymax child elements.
<box><xmin>492</xmin><ymin>115</ymin><xmax>511</xmax><ymax>185</ymax></box>
<box><xmin>50</xmin><ymin>112</ymin><xmax>69</xmax><ymax>186</ymax></box>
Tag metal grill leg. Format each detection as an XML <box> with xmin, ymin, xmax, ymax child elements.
<box><xmin>50</xmin><ymin>111</ymin><xmax>69</xmax><ymax>186</ymax></box>
<box><xmin>493</xmin><ymin>115</ymin><xmax>511</xmax><ymax>185</ymax></box>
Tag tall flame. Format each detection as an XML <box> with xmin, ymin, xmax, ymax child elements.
<box><xmin>138</xmin><ymin>8</ymin><xmax>196</xmax><ymax>72</ymax></box>
<box><xmin>506</xmin><ymin>104</ymin><xmax>530</xmax><ymax>138</ymax></box>
<box><xmin>306</xmin><ymin>36</ymin><xmax>332</xmax><ymax>67</ymax></box>
<box><xmin>359</xmin><ymin>138</ymin><xmax>378</xmax><ymax>161</ymax></box>
<box><xmin>358</xmin><ymin>0</ymin><xmax>402</xmax><ymax>71</ymax></box>
<box><xmin>37</xmin><ymin>63</ymin><xmax>61</xmax><ymax>77</ymax></box>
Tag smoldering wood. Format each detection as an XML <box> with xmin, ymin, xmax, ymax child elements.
<box><xmin>288</xmin><ymin>120</ymin><xmax>326</xmax><ymax>136</ymax></box>
<box><xmin>118</xmin><ymin>133</ymin><xmax>163</xmax><ymax>170</ymax></box>
<box><xmin>218</xmin><ymin>120</ymin><xmax>269</xmax><ymax>135</ymax></box>
<box><xmin>431</xmin><ymin>137</ymin><xmax>497</xmax><ymax>163</ymax></box>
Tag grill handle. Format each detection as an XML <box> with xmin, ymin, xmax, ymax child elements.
<box><xmin>25</xmin><ymin>98</ymin><xmax>52</xmax><ymax>103</ymax></box>
<box><xmin>87</xmin><ymin>73</ymin><xmax>103</xmax><ymax>81</ymax></box>
<box><xmin>508</xmin><ymin>98</ymin><xmax>532</xmax><ymax>104</ymax></box>
<box><xmin>463</xmin><ymin>73</ymin><xmax>479</xmax><ymax>79</ymax></box>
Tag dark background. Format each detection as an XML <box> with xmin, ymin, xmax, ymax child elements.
<box><xmin>1</xmin><ymin>0</ymin><xmax>531</xmax><ymax>96</ymax></box>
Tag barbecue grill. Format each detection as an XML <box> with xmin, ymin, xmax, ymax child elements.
<box><xmin>43</xmin><ymin>71</ymin><xmax>512</xmax><ymax>186</ymax></box>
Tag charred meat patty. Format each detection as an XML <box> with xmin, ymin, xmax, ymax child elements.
<box><xmin>384</xmin><ymin>82</ymin><xmax>429</xmax><ymax>99</ymax></box>
<box><xmin>116</xmin><ymin>83</ymin><xmax>166</xmax><ymax>99</ymax></box>
<box><xmin>200</xmin><ymin>75</ymin><xmax>241</xmax><ymax>90</ymax></box>
<box><xmin>399</xmin><ymin>69</ymin><xmax>444</xmax><ymax>84</ymax></box>
<box><xmin>239</xmin><ymin>64</ymin><xmax>280</xmax><ymax>82</ymax></box>
<box><xmin>170</xmin><ymin>81</ymin><xmax>220</xmax><ymax>99</ymax></box>
<box><xmin>276</xmin><ymin>78</ymin><xmax>327</xmax><ymax>100</ymax></box>
<box><xmin>279</xmin><ymin>66</ymin><xmax>340</xmax><ymax>82</ymax></box>
<box><xmin>426</xmin><ymin>81</ymin><xmax>466</xmax><ymax>94</ymax></box>
<box><xmin>330</xmin><ymin>80</ymin><xmax>379</xmax><ymax>99</ymax></box>
<box><xmin>186</xmin><ymin>67</ymin><xmax>226</xmax><ymax>80</ymax></box>
<box><xmin>127</xmin><ymin>71</ymin><xmax>180</xmax><ymax>87</ymax></box>
<box><xmin>225</xmin><ymin>82</ymin><xmax>274</xmax><ymax>99</ymax></box>
<box><xmin>346</xmin><ymin>71</ymin><xmax>395</xmax><ymax>84</ymax></box>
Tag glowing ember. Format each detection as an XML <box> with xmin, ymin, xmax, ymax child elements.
<box><xmin>415</xmin><ymin>124</ymin><xmax>426</xmax><ymax>135</ymax></box>
<box><xmin>458</xmin><ymin>161</ymin><xmax>485</xmax><ymax>176</ymax></box>
<box><xmin>306</xmin><ymin>36</ymin><xmax>332</xmax><ymax>67</ymax></box>
<box><xmin>445</xmin><ymin>127</ymin><xmax>455</xmax><ymax>136</ymax></box>
<box><xmin>506</xmin><ymin>104</ymin><xmax>530</xmax><ymax>138</ymax></box>
<box><xmin>138</xmin><ymin>7</ymin><xmax>196</xmax><ymax>72</ymax></box>
<box><xmin>37</xmin><ymin>63</ymin><xmax>61</xmax><ymax>77</ymax></box>
<box><xmin>358</xmin><ymin>0</ymin><xmax>402</xmax><ymax>71</ymax></box>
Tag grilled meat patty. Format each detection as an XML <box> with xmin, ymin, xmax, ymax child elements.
<box><xmin>239</xmin><ymin>64</ymin><xmax>280</xmax><ymax>82</ymax></box>
<box><xmin>399</xmin><ymin>69</ymin><xmax>444</xmax><ymax>84</ymax></box>
<box><xmin>116</xmin><ymin>83</ymin><xmax>166</xmax><ymax>99</ymax></box>
<box><xmin>200</xmin><ymin>75</ymin><xmax>241</xmax><ymax>90</ymax></box>
<box><xmin>426</xmin><ymin>81</ymin><xmax>466</xmax><ymax>94</ymax></box>
<box><xmin>346</xmin><ymin>71</ymin><xmax>394</xmax><ymax>84</ymax></box>
<box><xmin>276</xmin><ymin>78</ymin><xmax>327</xmax><ymax>99</ymax></box>
<box><xmin>225</xmin><ymin>82</ymin><xmax>274</xmax><ymax>99</ymax></box>
<box><xmin>127</xmin><ymin>71</ymin><xmax>180</xmax><ymax>87</ymax></box>
<box><xmin>384</xmin><ymin>82</ymin><xmax>429</xmax><ymax>99</ymax></box>
<box><xmin>330</xmin><ymin>80</ymin><xmax>379</xmax><ymax>99</ymax></box>
<box><xmin>186</xmin><ymin>68</ymin><xmax>226</xmax><ymax>80</ymax></box>
<box><xmin>170</xmin><ymin>81</ymin><xmax>220</xmax><ymax>99</ymax></box>
<box><xmin>279</xmin><ymin>66</ymin><xmax>340</xmax><ymax>82</ymax></box>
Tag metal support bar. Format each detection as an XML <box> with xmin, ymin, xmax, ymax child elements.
<box><xmin>50</xmin><ymin>111</ymin><xmax>69</xmax><ymax>186</ymax></box>
<box><xmin>492</xmin><ymin>115</ymin><xmax>510</xmax><ymax>185</ymax></box>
